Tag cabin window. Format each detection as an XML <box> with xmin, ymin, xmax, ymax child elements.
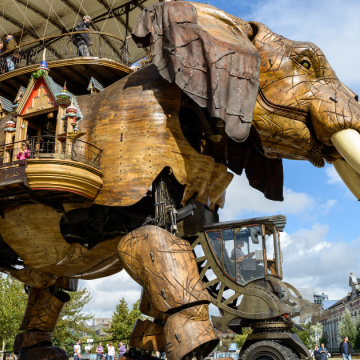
<box><xmin>264</xmin><ymin>226</ymin><xmax>281</xmax><ymax>277</ymax></box>
<box><xmin>206</xmin><ymin>225</ymin><xmax>265</xmax><ymax>284</ymax></box>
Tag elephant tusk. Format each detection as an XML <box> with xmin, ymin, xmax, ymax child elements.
<box><xmin>333</xmin><ymin>159</ymin><xmax>360</xmax><ymax>200</ymax></box>
<box><xmin>331</xmin><ymin>129</ymin><xmax>360</xmax><ymax>175</ymax></box>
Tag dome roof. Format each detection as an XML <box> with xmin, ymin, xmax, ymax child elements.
<box><xmin>0</xmin><ymin>0</ymin><xmax>161</xmax><ymax>64</ymax></box>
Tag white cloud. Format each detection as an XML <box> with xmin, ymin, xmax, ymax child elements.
<box><xmin>281</xmin><ymin>224</ymin><xmax>360</xmax><ymax>300</ymax></box>
<box><xmin>325</xmin><ymin>166</ymin><xmax>343</xmax><ymax>185</ymax></box>
<box><xmin>246</xmin><ymin>0</ymin><xmax>360</xmax><ymax>93</ymax></box>
<box><xmin>219</xmin><ymin>174</ymin><xmax>314</xmax><ymax>221</ymax></box>
<box><xmin>318</xmin><ymin>199</ymin><xmax>337</xmax><ymax>214</ymax></box>
<box><xmin>79</xmin><ymin>271</ymin><xmax>141</xmax><ymax>318</ymax></box>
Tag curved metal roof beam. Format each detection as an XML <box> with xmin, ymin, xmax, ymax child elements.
<box><xmin>0</xmin><ymin>12</ymin><xmax>39</xmax><ymax>39</ymax></box>
<box><xmin>60</xmin><ymin>0</ymin><xmax>123</xmax><ymax>55</ymax></box>
<box><xmin>13</xmin><ymin>0</ymin><xmax>64</xmax><ymax>32</ymax></box>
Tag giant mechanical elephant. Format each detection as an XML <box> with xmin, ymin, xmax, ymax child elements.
<box><xmin>0</xmin><ymin>1</ymin><xmax>359</xmax><ymax>360</ymax></box>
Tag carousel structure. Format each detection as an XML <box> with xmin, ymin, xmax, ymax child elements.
<box><xmin>0</xmin><ymin>0</ymin><xmax>360</xmax><ymax>360</ymax></box>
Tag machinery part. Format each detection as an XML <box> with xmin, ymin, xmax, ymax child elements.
<box><xmin>17</xmin><ymin>346</ymin><xmax>69</xmax><ymax>360</ymax></box>
<box><xmin>14</xmin><ymin>286</ymin><xmax>70</xmax><ymax>359</ymax></box>
<box><xmin>139</xmin><ymin>288</ymin><xmax>170</xmax><ymax>323</ymax></box>
<box><xmin>129</xmin><ymin>319</ymin><xmax>165</xmax><ymax>351</ymax></box>
<box><xmin>240</xmin><ymin>333</ymin><xmax>310</xmax><ymax>360</ymax></box>
<box><xmin>117</xmin><ymin>225</ymin><xmax>210</xmax><ymax>314</ymax></box>
<box><xmin>163</xmin><ymin>304</ymin><xmax>218</xmax><ymax>360</ymax></box>
<box><xmin>20</xmin><ymin>286</ymin><xmax>70</xmax><ymax>331</ymax></box>
<box><xmin>241</xmin><ymin>340</ymin><xmax>299</xmax><ymax>360</ymax></box>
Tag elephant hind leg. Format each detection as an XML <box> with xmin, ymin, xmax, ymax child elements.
<box><xmin>14</xmin><ymin>279</ymin><xmax>77</xmax><ymax>360</ymax></box>
<box><xmin>118</xmin><ymin>225</ymin><xmax>219</xmax><ymax>360</ymax></box>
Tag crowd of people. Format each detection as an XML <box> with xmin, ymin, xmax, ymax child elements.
<box><xmin>310</xmin><ymin>336</ymin><xmax>353</xmax><ymax>360</ymax></box>
<box><xmin>73</xmin><ymin>340</ymin><xmax>128</xmax><ymax>360</ymax></box>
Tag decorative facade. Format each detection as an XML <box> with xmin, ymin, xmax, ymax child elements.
<box><xmin>320</xmin><ymin>273</ymin><xmax>360</xmax><ymax>350</ymax></box>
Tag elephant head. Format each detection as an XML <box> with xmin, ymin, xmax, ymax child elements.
<box><xmin>248</xmin><ymin>22</ymin><xmax>360</xmax><ymax>199</ymax></box>
<box><xmin>132</xmin><ymin>1</ymin><xmax>360</xmax><ymax>200</ymax></box>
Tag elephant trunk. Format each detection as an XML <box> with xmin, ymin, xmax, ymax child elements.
<box><xmin>309</xmin><ymin>81</ymin><xmax>360</xmax><ymax>199</ymax></box>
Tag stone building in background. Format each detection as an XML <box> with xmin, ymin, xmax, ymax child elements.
<box><xmin>320</xmin><ymin>273</ymin><xmax>360</xmax><ymax>350</ymax></box>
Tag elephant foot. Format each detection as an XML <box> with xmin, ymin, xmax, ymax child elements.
<box><xmin>17</xmin><ymin>346</ymin><xmax>68</xmax><ymax>360</ymax></box>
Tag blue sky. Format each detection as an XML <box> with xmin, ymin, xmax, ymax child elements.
<box><xmin>81</xmin><ymin>0</ymin><xmax>360</xmax><ymax>318</ymax></box>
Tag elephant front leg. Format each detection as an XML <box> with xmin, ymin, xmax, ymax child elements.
<box><xmin>14</xmin><ymin>283</ymin><xmax>72</xmax><ymax>360</ymax></box>
<box><xmin>118</xmin><ymin>225</ymin><xmax>219</xmax><ymax>360</ymax></box>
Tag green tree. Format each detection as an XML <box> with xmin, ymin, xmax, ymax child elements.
<box><xmin>319</xmin><ymin>330</ymin><xmax>329</xmax><ymax>347</ymax></box>
<box><xmin>0</xmin><ymin>276</ymin><xmax>27</xmax><ymax>353</ymax></box>
<box><xmin>338</xmin><ymin>308</ymin><xmax>360</xmax><ymax>345</ymax></box>
<box><xmin>292</xmin><ymin>322</ymin><xmax>311</xmax><ymax>348</ymax></box>
<box><xmin>108</xmin><ymin>298</ymin><xmax>146</xmax><ymax>343</ymax></box>
<box><xmin>53</xmin><ymin>287</ymin><xmax>93</xmax><ymax>346</ymax></box>
<box><xmin>309</xmin><ymin>323</ymin><xmax>323</xmax><ymax>349</ymax></box>
<box><xmin>234</xmin><ymin>327</ymin><xmax>252</xmax><ymax>349</ymax></box>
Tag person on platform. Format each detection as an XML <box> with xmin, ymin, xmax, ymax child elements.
<box><xmin>318</xmin><ymin>343</ymin><xmax>328</xmax><ymax>360</ymax></box>
<box><xmin>4</xmin><ymin>34</ymin><xmax>17</xmax><ymax>71</ymax></box>
<box><xmin>96</xmin><ymin>342</ymin><xmax>104</xmax><ymax>359</ymax></box>
<box><xmin>74</xmin><ymin>339</ymin><xmax>82</xmax><ymax>360</ymax></box>
<box><xmin>340</xmin><ymin>336</ymin><xmax>353</xmax><ymax>360</ymax></box>
<box><xmin>118</xmin><ymin>342</ymin><xmax>126</xmax><ymax>358</ymax></box>
<box><xmin>73</xmin><ymin>15</ymin><xmax>93</xmax><ymax>57</ymax></box>
<box><xmin>17</xmin><ymin>142</ymin><xmax>31</xmax><ymax>160</ymax></box>
<box><xmin>107</xmin><ymin>342</ymin><xmax>116</xmax><ymax>360</ymax></box>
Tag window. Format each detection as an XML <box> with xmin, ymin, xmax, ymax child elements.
<box><xmin>264</xmin><ymin>226</ymin><xmax>281</xmax><ymax>276</ymax></box>
<box><xmin>207</xmin><ymin>230</ymin><xmax>222</xmax><ymax>266</ymax></box>
<box><xmin>234</xmin><ymin>226</ymin><xmax>264</xmax><ymax>284</ymax></box>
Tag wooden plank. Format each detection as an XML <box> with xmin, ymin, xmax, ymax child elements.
<box><xmin>77</xmin><ymin>64</ymin><xmax>232</xmax><ymax>208</ymax></box>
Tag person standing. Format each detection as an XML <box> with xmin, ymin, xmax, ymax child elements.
<box><xmin>73</xmin><ymin>15</ymin><xmax>93</xmax><ymax>57</ymax></box>
<box><xmin>340</xmin><ymin>336</ymin><xmax>353</xmax><ymax>360</ymax></box>
<box><xmin>4</xmin><ymin>34</ymin><xmax>17</xmax><ymax>71</ymax></box>
<box><xmin>74</xmin><ymin>339</ymin><xmax>82</xmax><ymax>360</ymax></box>
<box><xmin>318</xmin><ymin>343</ymin><xmax>328</xmax><ymax>360</ymax></box>
<box><xmin>96</xmin><ymin>342</ymin><xmax>104</xmax><ymax>360</ymax></box>
<box><xmin>118</xmin><ymin>342</ymin><xmax>126</xmax><ymax>358</ymax></box>
<box><xmin>107</xmin><ymin>342</ymin><xmax>116</xmax><ymax>360</ymax></box>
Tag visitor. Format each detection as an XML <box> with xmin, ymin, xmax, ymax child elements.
<box><xmin>74</xmin><ymin>339</ymin><xmax>82</xmax><ymax>360</ymax></box>
<box><xmin>107</xmin><ymin>342</ymin><xmax>116</xmax><ymax>360</ymax></box>
<box><xmin>318</xmin><ymin>343</ymin><xmax>328</xmax><ymax>360</ymax></box>
<box><xmin>313</xmin><ymin>345</ymin><xmax>320</xmax><ymax>360</ymax></box>
<box><xmin>0</xmin><ymin>40</ymin><xmax>5</xmax><ymax>74</ymax></box>
<box><xmin>4</xmin><ymin>34</ymin><xmax>17</xmax><ymax>71</ymax></box>
<box><xmin>73</xmin><ymin>15</ymin><xmax>93</xmax><ymax>57</ymax></box>
<box><xmin>340</xmin><ymin>336</ymin><xmax>353</xmax><ymax>360</ymax></box>
<box><xmin>118</xmin><ymin>342</ymin><xmax>126</xmax><ymax>358</ymax></box>
<box><xmin>17</xmin><ymin>142</ymin><xmax>31</xmax><ymax>160</ymax></box>
<box><xmin>96</xmin><ymin>342</ymin><xmax>104</xmax><ymax>359</ymax></box>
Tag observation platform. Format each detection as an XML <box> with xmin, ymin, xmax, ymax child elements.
<box><xmin>0</xmin><ymin>135</ymin><xmax>103</xmax><ymax>211</ymax></box>
<box><xmin>0</xmin><ymin>31</ymin><xmax>133</xmax><ymax>99</ymax></box>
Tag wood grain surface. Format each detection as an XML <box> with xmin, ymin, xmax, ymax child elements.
<box><xmin>77</xmin><ymin>64</ymin><xmax>233</xmax><ymax>208</ymax></box>
<box><xmin>0</xmin><ymin>204</ymin><xmax>123</xmax><ymax>286</ymax></box>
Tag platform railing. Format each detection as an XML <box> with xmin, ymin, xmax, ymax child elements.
<box><xmin>0</xmin><ymin>136</ymin><xmax>102</xmax><ymax>169</ymax></box>
<box><xmin>0</xmin><ymin>31</ymin><xmax>130</xmax><ymax>74</ymax></box>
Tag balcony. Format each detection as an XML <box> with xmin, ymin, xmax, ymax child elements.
<box><xmin>0</xmin><ymin>136</ymin><xmax>103</xmax><ymax>206</ymax></box>
<box><xmin>0</xmin><ymin>32</ymin><xmax>134</xmax><ymax>99</ymax></box>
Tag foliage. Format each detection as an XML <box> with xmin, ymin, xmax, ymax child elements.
<box><xmin>234</xmin><ymin>327</ymin><xmax>252</xmax><ymax>349</ymax></box>
<box><xmin>107</xmin><ymin>298</ymin><xmax>146</xmax><ymax>344</ymax></box>
<box><xmin>53</xmin><ymin>286</ymin><xmax>93</xmax><ymax>346</ymax></box>
<box><xmin>293</xmin><ymin>322</ymin><xmax>311</xmax><ymax>349</ymax></box>
<box><xmin>338</xmin><ymin>308</ymin><xmax>360</xmax><ymax>346</ymax></box>
<box><xmin>319</xmin><ymin>330</ymin><xmax>328</xmax><ymax>347</ymax></box>
<box><xmin>0</xmin><ymin>275</ymin><xmax>27</xmax><ymax>352</ymax></box>
<box><xmin>0</xmin><ymin>275</ymin><xmax>92</xmax><ymax>355</ymax></box>
<box><xmin>309</xmin><ymin>323</ymin><xmax>323</xmax><ymax>349</ymax></box>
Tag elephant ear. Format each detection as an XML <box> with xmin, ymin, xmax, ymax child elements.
<box><xmin>227</xmin><ymin>133</ymin><xmax>284</xmax><ymax>201</ymax></box>
<box><xmin>132</xmin><ymin>1</ymin><xmax>260</xmax><ymax>142</ymax></box>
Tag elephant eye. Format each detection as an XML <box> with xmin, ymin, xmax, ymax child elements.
<box><xmin>300</xmin><ymin>60</ymin><xmax>311</xmax><ymax>69</ymax></box>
